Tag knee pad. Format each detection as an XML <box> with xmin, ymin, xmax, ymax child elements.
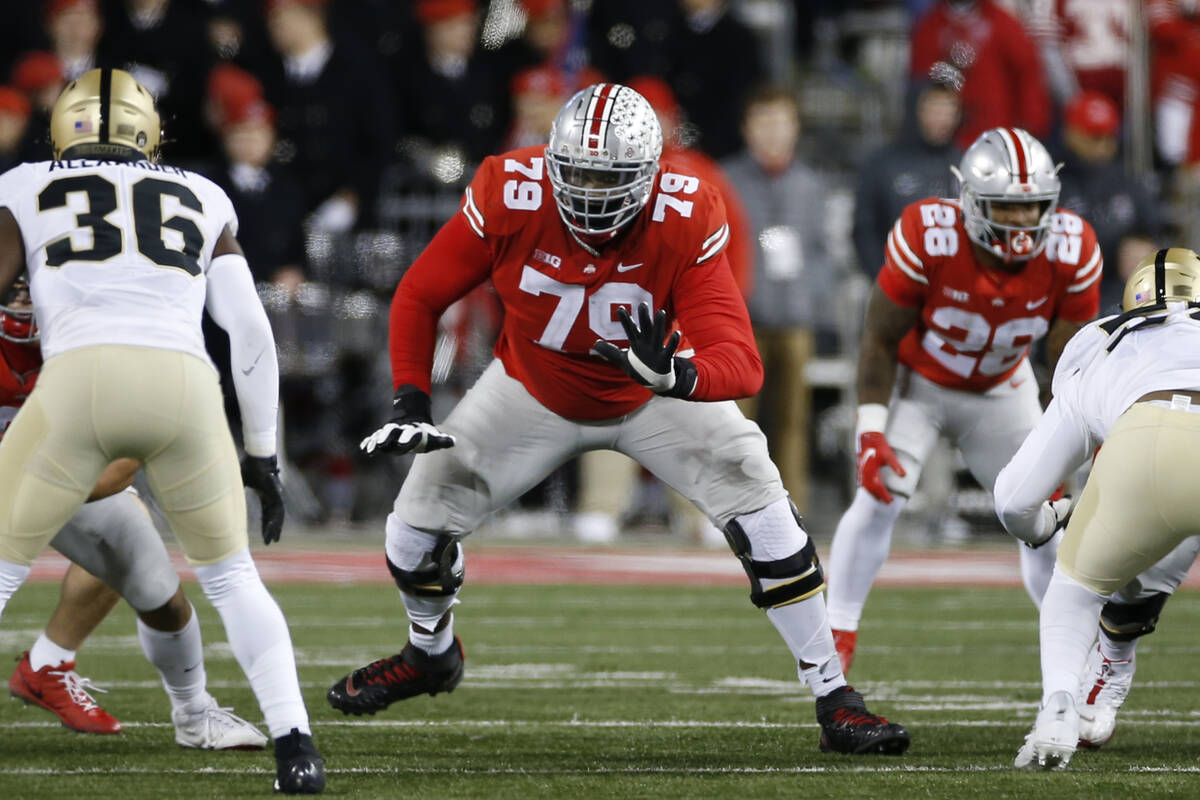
<box><xmin>386</xmin><ymin>532</ymin><xmax>464</xmax><ymax>598</ymax></box>
<box><xmin>1100</xmin><ymin>591</ymin><xmax>1170</xmax><ymax>642</ymax></box>
<box><xmin>724</xmin><ymin>500</ymin><xmax>824</xmax><ymax>609</ymax></box>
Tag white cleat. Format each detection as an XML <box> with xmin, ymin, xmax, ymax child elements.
<box><xmin>1014</xmin><ymin>690</ymin><xmax>1079</xmax><ymax>770</ymax></box>
<box><xmin>172</xmin><ymin>695</ymin><xmax>268</xmax><ymax>750</ymax></box>
<box><xmin>1077</xmin><ymin>643</ymin><xmax>1134</xmax><ymax>749</ymax></box>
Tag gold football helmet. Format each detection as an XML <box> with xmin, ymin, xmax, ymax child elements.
<box><xmin>50</xmin><ymin>68</ymin><xmax>161</xmax><ymax>161</ymax></box>
<box><xmin>1122</xmin><ymin>248</ymin><xmax>1200</xmax><ymax>311</ymax></box>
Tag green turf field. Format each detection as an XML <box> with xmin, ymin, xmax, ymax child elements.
<box><xmin>2</xmin><ymin>580</ymin><xmax>1199</xmax><ymax>799</ymax></box>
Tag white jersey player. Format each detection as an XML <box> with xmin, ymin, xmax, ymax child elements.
<box><xmin>0</xmin><ymin>69</ymin><xmax>323</xmax><ymax>794</ymax></box>
<box><xmin>994</xmin><ymin>248</ymin><xmax>1200</xmax><ymax>769</ymax></box>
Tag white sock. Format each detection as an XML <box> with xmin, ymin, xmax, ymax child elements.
<box><xmin>408</xmin><ymin>616</ymin><xmax>454</xmax><ymax>655</ymax></box>
<box><xmin>825</xmin><ymin>488</ymin><xmax>905</xmax><ymax>631</ymax></box>
<box><xmin>193</xmin><ymin>549</ymin><xmax>309</xmax><ymax>739</ymax></box>
<box><xmin>1040</xmin><ymin>568</ymin><xmax>1107</xmax><ymax>703</ymax></box>
<box><xmin>0</xmin><ymin>559</ymin><xmax>31</xmax><ymax>620</ymax></box>
<box><xmin>732</xmin><ymin>498</ymin><xmax>847</xmax><ymax>698</ymax></box>
<box><xmin>1098</xmin><ymin>630</ymin><xmax>1137</xmax><ymax>663</ymax></box>
<box><xmin>137</xmin><ymin>608</ymin><xmax>208</xmax><ymax>714</ymax></box>
<box><xmin>1019</xmin><ymin>531</ymin><xmax>1062</xmax><ymax>609</ymax></box>
<box><xmin>767</xmin><ymin>596</ymin><xmax>847</xmax><ymax>698</ymax></box>
<box><xmin>30</xmin><ymin>633</ymin><xmax>77</xmax><ymax>671</ymax></box>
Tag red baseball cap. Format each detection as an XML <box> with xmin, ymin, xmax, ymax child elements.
<box><xmin>45</xmin><ymin>0</ymin><xmax>97</xmax><ymax>22</ymax></box>
<box><xmin>521</xmin><ymin>0</ymin><xmax>566</xmax><ymax>18</ymax></box>
<box><xmin>0</xmin><ymin>87</ymin><xmax>31</xmax><ymax>119</ymax></box>
<box><xmin>11</xmin><ymin>51</ymin><xmax>64</xmax><ymax>93</ymax></box>
<box><xmin>415</xmin><ymin>0</ymin><xmax>478</xmax><ymax>25</ymax></box>
<box><xmin>1064</xmin><ymin>90</ymin><xmax>1120</xmax><ymax>137</ymax></box>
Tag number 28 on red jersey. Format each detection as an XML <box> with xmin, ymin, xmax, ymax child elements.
<box><xmin>878</xmin><ymin>198</ymin><xmax>1102</xmax><ymax>391</ymax></box>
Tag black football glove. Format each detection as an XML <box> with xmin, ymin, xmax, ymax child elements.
<box><xmin>241</xmin><ymin>455</ymin><xmax>284</xmax><ymax>545</ymax></box>
<box><xmin>360</xmin><ymin>384</ymin><xmax>456</xmax><ymax>456</ymax></box>
<box><xmin>593</xmin><ymin>303</ymin><xmax>698</xmax><ymax>399</ymax></box>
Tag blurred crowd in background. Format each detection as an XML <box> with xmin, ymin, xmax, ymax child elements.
<box><xmin>0</xmin><ymin>0</ymin><xmax>1194</xmax><ymax>541</ymax></box>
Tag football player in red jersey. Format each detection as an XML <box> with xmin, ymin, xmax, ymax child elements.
<box><xmin>825</xmin><ymin>127</ymin><xmax>1103</xmax><ymax>673</ymax></box>
<box><xmin>0</xmin><ymin>278</ymin><xmax>267</xmax><ymax>748</ymax></box>
<box><xmin>327</xmin><ymin>83</ymin><xmax>910</xmax><ymax>755</ymax></box>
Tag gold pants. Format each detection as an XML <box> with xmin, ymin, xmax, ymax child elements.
<box><xmin>0</xmin><ymin>345</ymin><xmax>247</xmax><ymax>566</ymax></box>
<box><xmin>1058</xmin><ymin>402</ymin><xmax>1200</xmax><ymax>595</ymax></box>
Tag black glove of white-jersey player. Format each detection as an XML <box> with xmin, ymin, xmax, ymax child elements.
<box><xmin>593</xmin><ymin>303</ymin><xmax>697</xmax><ymax>399</ymax></box>
<box><xmin>360</xmin><ymin>384</ymin><xmax>456</xmax><ymax>456</ymax></box>
<box><xmin>241</xmin><ymin>455</ymin><xmax>285</xmax><ymax>545</ymax></box>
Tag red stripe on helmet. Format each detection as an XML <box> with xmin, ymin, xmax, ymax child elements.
<box><xmin>1001</xmin><ymin>127</ymin><xmax>1029</xmax><ymax>182</ymax></box>
<box><xmin>585</xmin><ymin>83</ymin><xmax>616</xmax><ymax>150</ymax></box>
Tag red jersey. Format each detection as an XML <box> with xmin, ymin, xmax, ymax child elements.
<box><xmin>878</xmin><ymin>197</ymin><xmax>1102</xmax><ymax>392</ymax></box>
<box><xmin>388</xmin><ymin>145</ymin><xmax>762</xmax><ymax>420</ymax></box>
<box><xmin>0</xmin><ymin>339</ymin><xmax>41</xmax><ymax>436</ymax></box>
<box><xmin>910</xmin><ymin>0</ymin><xmax>1051</xmax><ymax>149</ymax></box>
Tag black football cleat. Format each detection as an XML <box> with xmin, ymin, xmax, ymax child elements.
<box><xmin>816</xmin><ymin>685</ymin><xmax>911</xmax><ymax>755</ymax></box>
<box><xmin>327</xmin><ymin>638</ymin><xmax>464</xmax><ymax>716</ymax></box>
<box><xmin>273</xmin><ymin>728</ymin><xmax>325</xmax><ymax>794</ymax></box>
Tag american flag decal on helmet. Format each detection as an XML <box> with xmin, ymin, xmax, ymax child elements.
<box><xmin>583</xmin><ymin>83</ymin><xmax>619</xmax><ymax>151</ymax></box>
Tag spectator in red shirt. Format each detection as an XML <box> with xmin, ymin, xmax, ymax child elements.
<box><xmin>910</xmin><ymin>0</ymin><xmax>1051</xmax><ymax>149</ymax></box>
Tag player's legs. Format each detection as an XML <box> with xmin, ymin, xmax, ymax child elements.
<box><xmin>618</xmin><ymin>394</ymin><xmax>909</xmax><ymax>754</ymax></box>
<box><xmin>79</xmin><ymin>347</ymin><xmax>312</xmax><ymax>757</ymax></box>
<box><xmin>0</xmin><ymin>349</ymin><xmax>115</xmax><ymax>617</ymax></box>
<box><xmin>825</xmin><ymin>373</ymin><xmax>942</xmax><ymax>644</ymax></box>
<box><xmin>949</xmin><ymin>362</ymin><xmax>1055</xmax><ymax>605</ymax></box>
<box><xmin>52</xmin><ymin>487</ymin><xmax>265</xmax><ymax>748</ymax></box>
<box><xmin>330</xmin><ymin>360</ymin><xmax>594</xmax><ymax>715</ymax></box>
<box><xmin>8</xmin><ymin>563</ymin><xmax>124</xmax><ymax>734</ymax></box>
<box><xmin>1023</xmin><ymin>404</ymin><xmax>1200</xmax><ymax>766</ymax></box>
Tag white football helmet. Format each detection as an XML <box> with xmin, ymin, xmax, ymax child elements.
<box><xmin>950</xmin><ymin>127</ymin><xmax>1061</xmax><ymax>263</ymax></box>
<box><xmin>545</xmin><ymin>83</ymin><xmax>663</xmax><ymax>237</ymax></box>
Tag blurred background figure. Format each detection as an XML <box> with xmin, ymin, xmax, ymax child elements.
<box><xmin>395</xmin><ymin>0</ymin><xmax>507</xmax><ymax>165</ymax></box>
<box><xmin>910</xmin><ymin>0</ymin><xmax>1051</xmax><ymax>149</ymax></box>
<box><xmin>1025</xmin><ymin>0</ymin><xmax>1131</xmax><ymax>109</ymax></box>
<box><xmin>503</xmin><ymin>64</ymin><xmax>601</xmax><ymax>150</ymax></box>
<box><xmin>665</xmin><ymin>0</ymin><xmax>767</xmax><ymax>158</ymax></box>
<box><xmin>1054</xmin><ymin>90</ymin><xmax>1165</xmax><ymax>312</ymax></box>
<box><xmin>44</xmin><ymin>0</ymin><xmax>103</xmax><ymax>80</ymax></box>
<box><xmin>853</xmin><ymin>62</ymin><xmax>963</xmax><ymax>278</ymax></box>
<box><xmin>0</xmin><ymin>88</ymin><xmax>31</xmax><ymax>174</ymax></box>
<box><xmin>722</xmin><ymin>84</ymin><xmax>837</xmax><ymax>513</ymax></box>
<box><xmin>97</xmin><ymin>0</ymin><xmax>216</xmax><ymax>162</ymax></box>
<box><xmin>9</xmin><ymin>51</ymin><xmax>64</xmax><ymax>162</ymax></box>
<box><xmin>261</xmin><ymin>0</ymin><xmax>392</xmax><ymax>234</ymax></box>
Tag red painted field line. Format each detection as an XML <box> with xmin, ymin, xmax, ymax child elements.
<box><xmin>24</xmin><ymin>545</ymin><xmax>1200</xmax><ymax>589</ymax></box>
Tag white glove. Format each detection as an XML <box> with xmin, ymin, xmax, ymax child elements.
<box><xmin>360</xmin><ymin>421</ymin><xmax>455</xmax><ymax>456</ymax></box>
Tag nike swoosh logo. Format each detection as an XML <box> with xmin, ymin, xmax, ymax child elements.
<box><xmin>1025</xmin><ymin>296</ymin><xmax>1048</xmax><ymax>310</ymax></box>
<box><xmin>862</xmin><ymin>447</ymin><xmax>876</xmax><ymax>462</ymax></box>
<box><xmin>616</xmin><ymin>262</ymin><xmax>644</xmax><ymax>272</ymax></box>
<box><xmin>183</xmin><ymin>662</ymin><xmax>201</xmax><ymax>673</ymax></box>
<box><xmin>344</xmin><ymin>677</ymin><xmax>362</xmax><ymax>697</ymax></box>
<box><xmin>242</xmin><ymin>347</ymin><xmax>266</xmax><ymax>376</ymax></box>
<box><xmin>1010</xmin><ymin>378</ymin><xmax>1026</xmax><ymax>388</ymax></box>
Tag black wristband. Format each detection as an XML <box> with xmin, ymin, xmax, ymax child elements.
<box><xmin>667</xmin><ymin>357</ymin><xmax>697</xmax><ymax>399</ymax></box>
<box><xmin>392</xmin><ymin>384</ymin><xmax>433</xmax><ymax>424</ymax></box>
